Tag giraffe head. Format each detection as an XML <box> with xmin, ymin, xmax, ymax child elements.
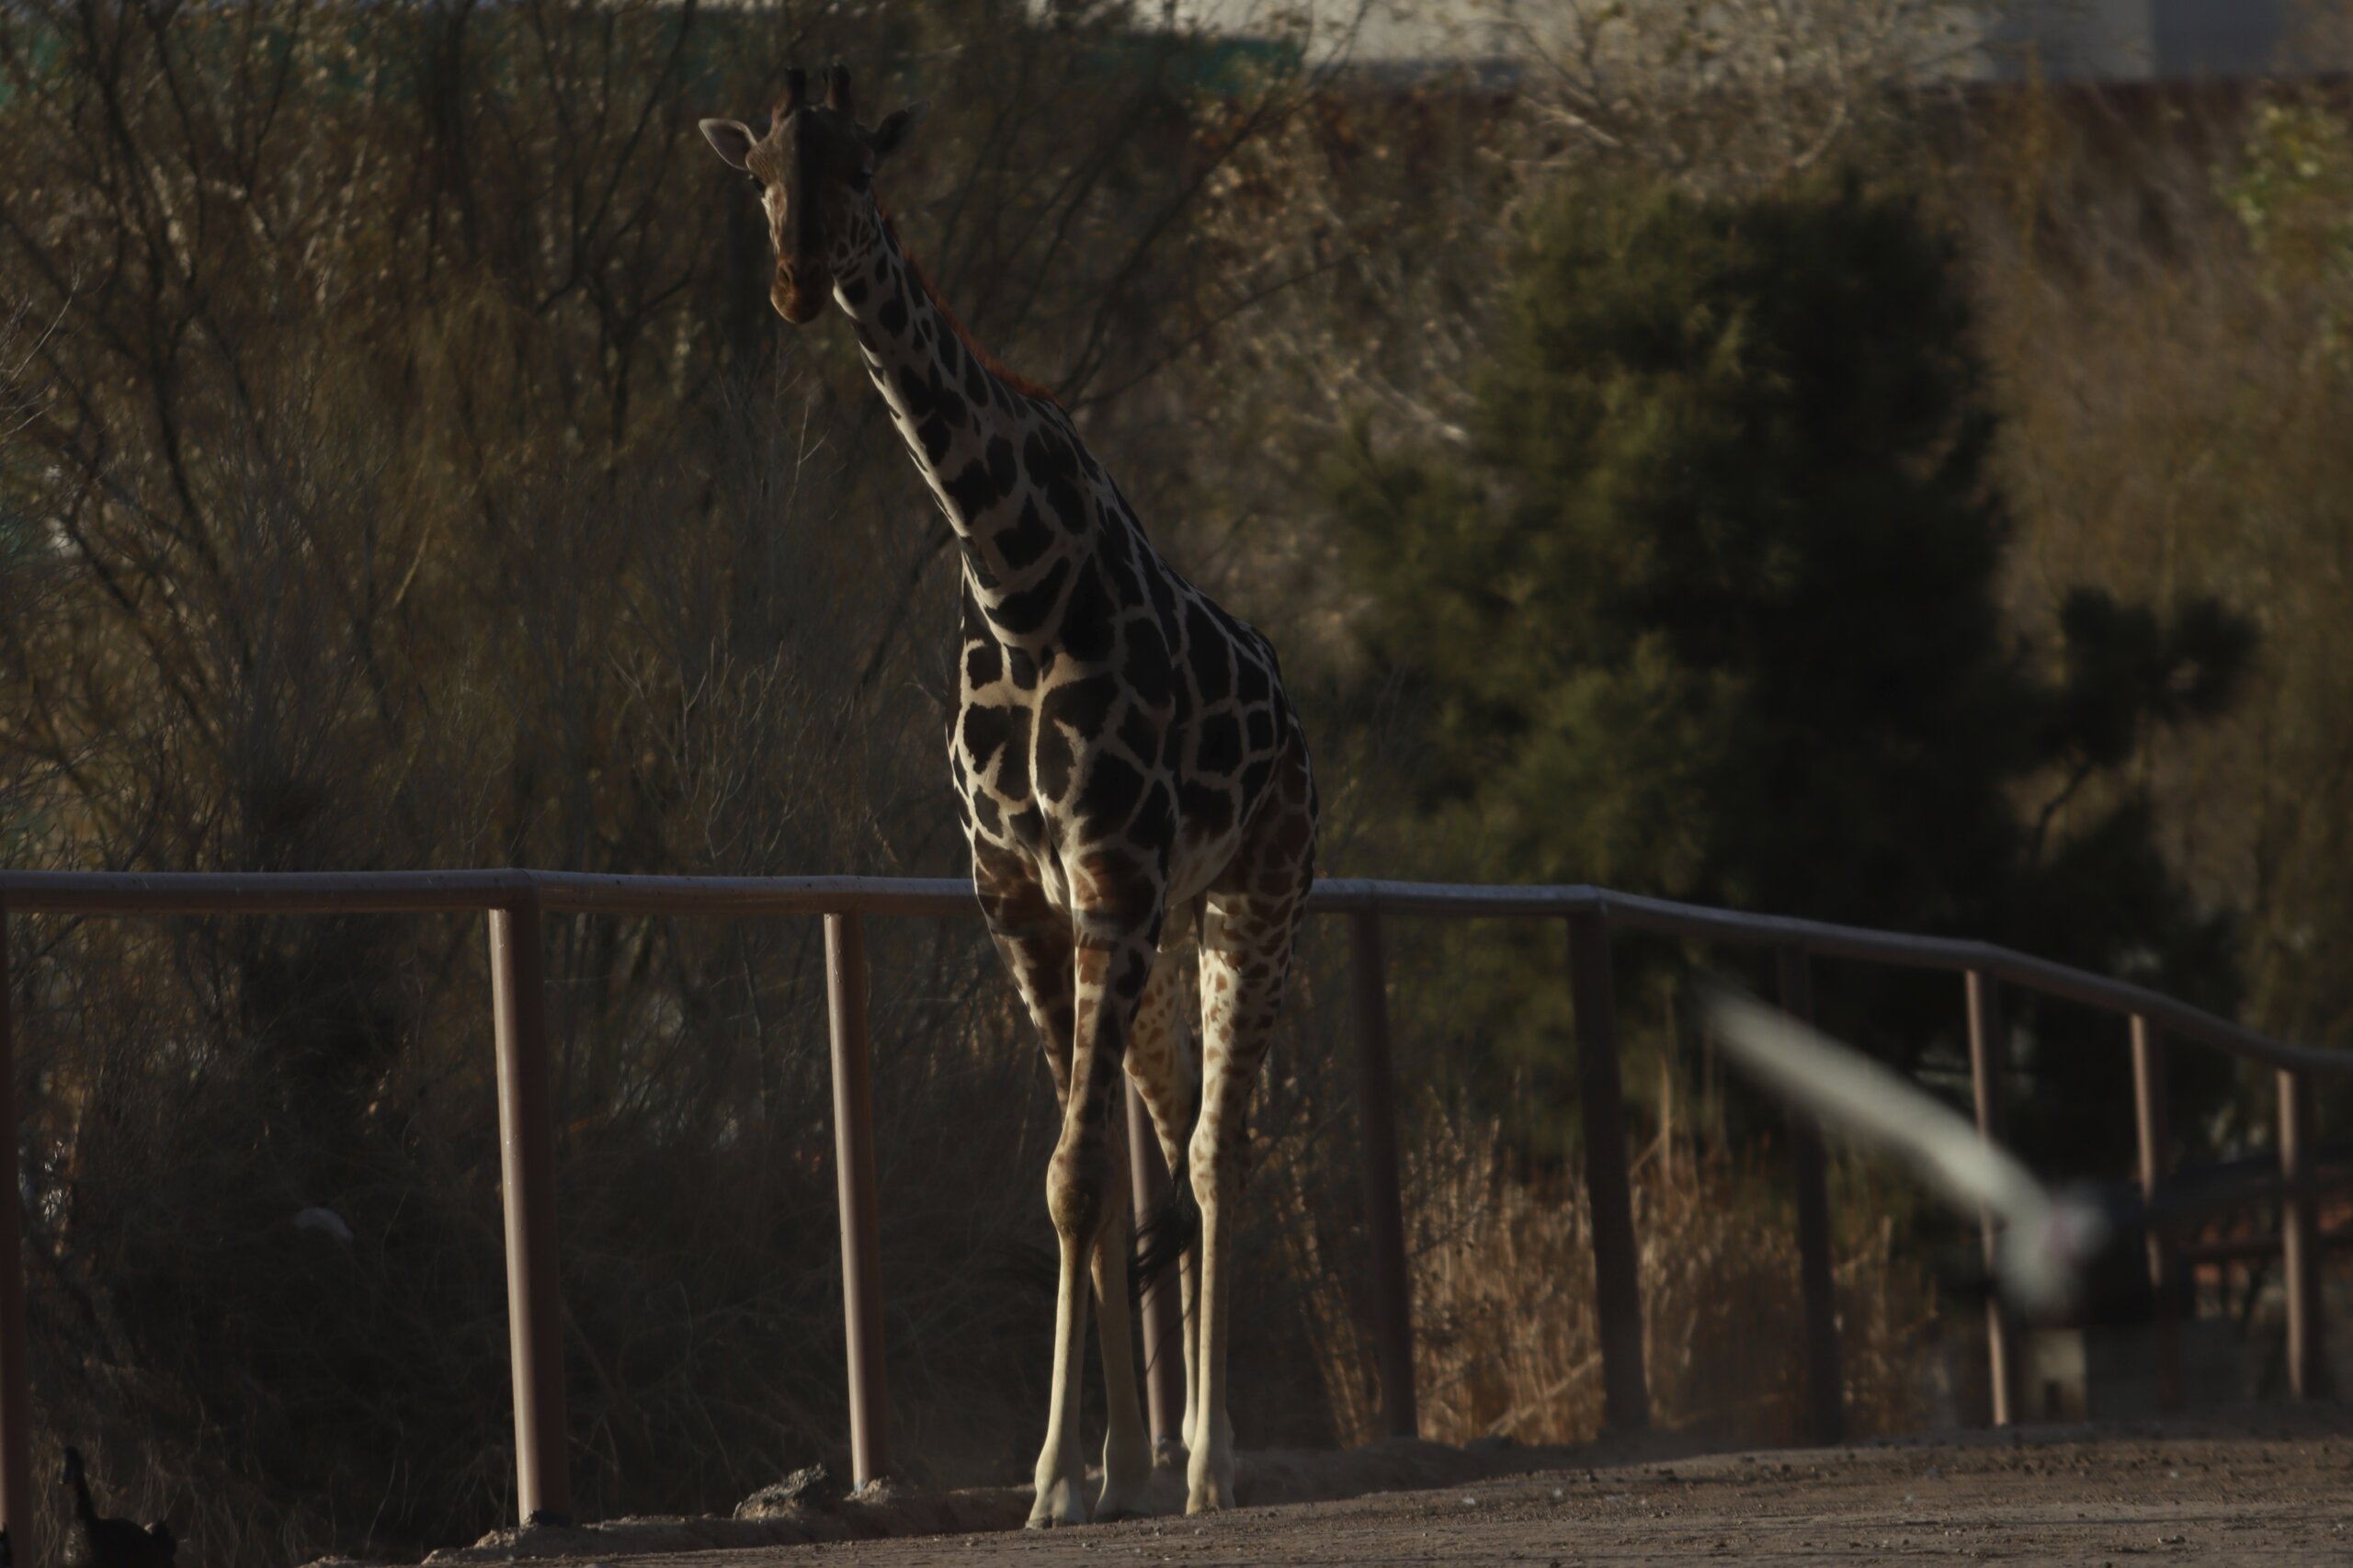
<box><xmin>700</xmin><ymin>65</ymin><xmax>922</xmax><ymax>324</ymax></box>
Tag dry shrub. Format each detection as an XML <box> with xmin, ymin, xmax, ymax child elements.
<box><xmin>1390</xmin><ymin>1120</ymin><xmax>1935</xmax><ymax>1449</ymax></box>
<box><xmin>1241</xmin><ymin>911</ymin><xmax>1942</xmax><ymax>1460</ymax></box>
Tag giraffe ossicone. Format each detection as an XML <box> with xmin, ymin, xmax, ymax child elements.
<box><xmin>704</xmin><ymin>65</ymin><xmax>1319</xmax><ymax>1525</ymax></box>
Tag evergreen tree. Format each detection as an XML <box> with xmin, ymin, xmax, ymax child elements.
<box><xmin>1331</xmin><ymin>175</ymin><xmax>2251</xmax><ymax>1171</ymax></box>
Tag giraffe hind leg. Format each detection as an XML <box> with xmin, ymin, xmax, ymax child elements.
<box><xmin>1187</xmin><ymin>767</ymin><xmax>1314</xmax><ymax>1515</ymax></box>
<box><xmin>1185</xmin><ymin>926</ymin><xmax>1279</xmax><ymax>1515</ymax></box>
<box><xmin>1129</xmin><ymin>932</ymin><xmax>1200</xmax><ymax>1288</ymax></box>
<box><xmin>1123</xmin><ymin>933</ymin><xmax>1202</xmax><ymax>1469</ymax></box>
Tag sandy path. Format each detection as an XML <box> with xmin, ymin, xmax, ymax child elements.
<box><xmin>435</xmin><ymin>1415</ymin><xmax>2352</xmax><ymax>1567</ymax></box>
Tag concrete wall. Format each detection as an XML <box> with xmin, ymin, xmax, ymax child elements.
<box><xmin>1981</xmin><ymin>0</ymin><xmax>2328</xmax><ymax>83</ymax></box>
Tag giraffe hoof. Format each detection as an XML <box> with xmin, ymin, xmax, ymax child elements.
<box><xmin>1186</xmin><ymin>1461</ymin><xmax>1237</xmax><ymax>1515</ymax></box>
<box><xmin>1095</xmin><ymin>1470</ymin><xmax>1153</xmax><ymax>1522</ymax></box>
<box><xmin>1027</xmin><ymin>1479</ymin><xmax>1088</xmax><ymax>1528</ymax></box>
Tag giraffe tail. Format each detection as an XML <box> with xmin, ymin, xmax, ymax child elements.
<box><xmin>1129</xmin><ymin>1152</ymin><xmax>1199</xmax><ymax>1304</ymax></box>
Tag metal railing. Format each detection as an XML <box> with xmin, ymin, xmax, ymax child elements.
<box><xmin>0</xmin><ymin>867</ymin><xmax>2341</xmax><ymax>1558</ymax></box>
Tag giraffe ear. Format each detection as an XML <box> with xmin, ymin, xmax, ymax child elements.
<box><xmin>869</xmin><ymin>101</ymin><xmax>926</xmax><ymax>161</ymax></box>
<box><xmin>700</xmin><ymin>118</ymin><xmax>757</xmax><ymax>171</ymax></box>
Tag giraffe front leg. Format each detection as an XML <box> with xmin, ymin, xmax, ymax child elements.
<box><xmin>1029</xmin><ymin>1210</ymin><xmax>1094</xmax><ymax>1528</ymax></box>
<box><xmin>1185</xmin><ymin>1069</ymin><xmax>1245</xmax><ymax>1516</ymax></box>
<box><xmin>1088</xmin><ymin>1108</ymin><xmax>1154</xmax><ymax>1522</ymax></box>
<box><xmin>972</xmin><ymin>854</ymin><xmax>1094</xmax><ymax>1528</ymax></box>
<box><xmin>1024</xmin><ymin>1047</ymin><xmax>1097</xmax><ymax>1530</ymax></box>
<box><xmin>1029</xmin><ymin>926</ymin><xmax>1160</xmax><ymax>1528</ymax></box>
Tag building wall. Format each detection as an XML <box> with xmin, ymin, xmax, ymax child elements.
<box><xmin>1170</xmin><ymin>0</ymin><xmax>2337</xmax><ymax>81</ymax></box>
<box><xmin>1978</xmin><ymin>0</ymin><xmax>2154</xmax><ymax>80</ymax></box>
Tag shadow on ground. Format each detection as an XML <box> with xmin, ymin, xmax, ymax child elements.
<box><xmin>312</xmin><ymin>1407</ymin><xmax>2353</xmax><ymax>1565</ymax></box>
<box><xmin>335</xmin><ymin>1432</ymin><xmax>1690</xmax><ymax>1564</ymax></box>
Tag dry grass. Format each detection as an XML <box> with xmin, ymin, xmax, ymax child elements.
<box><xmin>1387</xmin><ymin>1120</ymin><xmax>1937</xmax><ymax>1449</ymax></box>
<box><xmin>1949</xmin><ymin>85</ymin><xmax>2353</xmax><ymax>1064</ymax></box>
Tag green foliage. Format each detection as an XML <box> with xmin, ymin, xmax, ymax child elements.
<box><xmin>2222</xmin><ymin>100</ymin><xmax>2353</xmax><ymax>296</ymax></box>
<box><xmin>2218</xmin><ymin>97</ymin><xmax>2353</xmax><ymax>372</ymax></box>
<box><xmin>1329</xmin><ymin>174</ymin><xmax>2250</xmax><ymax>1162</ymax></box>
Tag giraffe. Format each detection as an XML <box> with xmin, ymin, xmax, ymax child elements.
<box><xmin>701</xmin><ymin>68</ymin><xmax>1318</xmax><ymax>1524</ymax></box>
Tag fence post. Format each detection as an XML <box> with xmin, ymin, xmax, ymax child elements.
<box><xmin>825</xmin><ymin>912</ymin><xmax>891</xmax><ymax>1484</ymax></box>
<box><xmin>1964</xmin><ymin>970</ymin><xmax>2018</xmax><ymax>1426</ymax></box>
<box><xmin>1125</xmin><ymin>1078</ymin><xmax>1186</xmax><ymax>1449</ymax></box>
<box><xmin>2129</xmin><ymin>1017</ymin><xmax>2183</xmax><ymax>1412</ymax></box>
<box><xmin>1776</xmin><ymin>948</ymin><xmax>1842</xmax><ymax>1445</ymax></box>
<box><xmin>487</xmin><ymin>890</ymin><xmax>574</xmax><ymax>1526</ymax></box>
<box><xmin>1566</xmin><ymin>910</ymin><xmax>1649</xmax><ymax>1435</ymax></box>
<box><xmin>2278</xmin><ymin>1068</ymin><xmax>2327</xmax><ymax>1400</ymax></box>
<box><xmin>0</xmin><ymin>901</ymin><xmax>31</xmax><ymax>1563</ymax></box>
<box><xmin>1348</xmin><ymin>908</ymin><xmax>1418</xmax><ymax>1440</ymax></box>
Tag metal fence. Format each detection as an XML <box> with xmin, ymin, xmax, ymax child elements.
<box><xmin>0</xmin><ymin>867</ymin><xmax>2343</xmax><ymax>1558</ymax></box>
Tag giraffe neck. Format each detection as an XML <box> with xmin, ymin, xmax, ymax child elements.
<box><xmin>835</xmin><ymin>211</ymin><xmax>1098</xmax><ymax>636</ymax></box>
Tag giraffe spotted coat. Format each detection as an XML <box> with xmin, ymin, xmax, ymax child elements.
<box><xmin>704</xmin><ymin>66</ymin><xmax>1317</xmax><ymax>1525</ymax></box>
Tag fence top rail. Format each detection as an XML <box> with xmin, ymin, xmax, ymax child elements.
<box><xmin>1</xmin><ymin>869</ymin><xmax>2339</xmax><ymax>1074</ymax></box>
<box><xmin>1319</xmin><ymin>879</ymin><xmax>2341</xmax><ymax>1074</ymax></box>
<box><xmin>0</xmin><ymin>869</ymin><xmax>981</xmax><ymax>918</ymax></box>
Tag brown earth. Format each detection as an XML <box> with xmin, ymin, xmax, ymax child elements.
<box><xmin>378</xmin><ymin>1410</ymin><xmax>2353</xmax><ymax>1567</ymax></box>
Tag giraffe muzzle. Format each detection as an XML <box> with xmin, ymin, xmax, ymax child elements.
<box><xmin>772</xmin><ymin>265</ymin><xmax>827</xmax><ymax>325</ymax></box>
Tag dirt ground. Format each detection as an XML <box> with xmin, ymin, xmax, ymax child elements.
<box><xmin>414</xmin><ymin>1411</ymin><xmax>2353</xmax><ymax>1567</ymax></box>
